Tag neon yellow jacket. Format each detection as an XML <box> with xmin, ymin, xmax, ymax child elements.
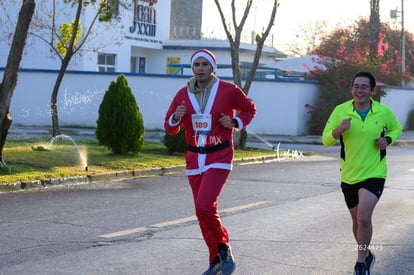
<box><xmin>322</xmin><ymin>99</ymin><xmax>402</xmax><ymax>184</ymax></box>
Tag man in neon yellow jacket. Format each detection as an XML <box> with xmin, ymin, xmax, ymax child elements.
<box><xmin>322</xmin><ymin>71</ymin><xmax>402</xmax><ymax>275</ymax></box>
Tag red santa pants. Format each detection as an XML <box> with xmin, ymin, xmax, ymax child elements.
<box><xmin>188</xmin><ymin>168</ymin><xmax>231</xmax><ymax>262</ymax></box>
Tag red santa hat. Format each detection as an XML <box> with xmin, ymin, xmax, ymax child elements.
<box><xmin>190</xmin><ymin>49</ymin><xmax>217</xmax><ymax>72</ymax></box>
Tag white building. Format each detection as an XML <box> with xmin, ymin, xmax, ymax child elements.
<box><xmin>0</xmin><ymin>0</ymin><xmax>286</xmax><ymax>76</ymax></box>
<box><xmin>2</xmin><ymin>1</ymin><xmax>414</xmax><ymax>135</ymax></box>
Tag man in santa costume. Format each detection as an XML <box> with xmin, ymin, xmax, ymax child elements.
<box><xmin>164</xmin><ymin>49</ymin><xmax>256</xmax><ymax>275</ymax></box>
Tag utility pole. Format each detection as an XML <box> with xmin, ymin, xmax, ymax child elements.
<box><xmin>390</xmin><ymin>0</ymin><xmax>405</xmax><ymax>86</ymax></box>
<box><xmin>401</xmin><ymin>0</ymin><xmax>405</xmax><ymax>86</ymax></box>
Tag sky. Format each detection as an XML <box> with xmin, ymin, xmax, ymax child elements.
<box><xmin>203</xmin><ymin>0</ymin><xmax>414</xmax><ymax>55</ymax></box>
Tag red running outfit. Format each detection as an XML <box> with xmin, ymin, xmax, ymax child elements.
<box><xmin>164</xmin><ymin>78</ymin><xmax>256</xmax><ymax>262</ymax></box>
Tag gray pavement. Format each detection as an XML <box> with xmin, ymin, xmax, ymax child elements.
<box><xmin>2</xmin><ymin>126</ymin><xmax>414</xmax><ymax>274</ymax></box>
<box><xmin>1</xmin><ymin>149</ymin><xmax>413</xmax><ymax>274</ymax></box>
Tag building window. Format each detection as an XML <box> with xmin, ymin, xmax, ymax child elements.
<box><xmin>138</xmin><ymin>57</ymin><xmax>146</xmax><ymax>73</ymax></box>
<box><xmin>130</xmin><ymin>57</ymin><xmax>145</xmax><ymax>73</ymax></box>
<box><xmin>131</xmin><ymin>56</ymin><xmax>138</xmax><ymax>73</ymax></box>
<box><xmin>98</xmin><ymin>53</ymin><xmax>116</xmax><ymax>72</ymax></box>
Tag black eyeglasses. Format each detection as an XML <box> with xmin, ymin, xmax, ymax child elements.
<box><xmin>352</xmin><ymin>84</ymin><xmax>370</xmax><ymax>90</ymax></box>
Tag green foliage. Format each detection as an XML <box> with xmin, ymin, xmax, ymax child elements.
<box><xmin>98</xmin><ymin>0</ymin><xmax>115</xmax><ymax>22</ymax></box>
<box><xmin>62</xmin><ymin>0</ymin><xmax>114</xmax><ymax>23</ymax></box>
<box><xmin>96</xmin><ymin>74</ymin><xmax>144</xmax><ymax>154</ymax></box>
<box><xmin>163</xmin><ymin>127</ymin><xmax>187</xmax><ymax>155</ymax></box>
<box><xmin>305</xmin><ymin>19</ymin><xmax>412</xmax><ymax>135</ymax></box>
<box><xmin>56</xmin><ymin>0</ymin><xmax>115</xmax><ymax>56</ymax></box>
<box><xmin>56</xmin><ymin>20</ymin><xmax>82</xmax><ymax>56</ymax></box>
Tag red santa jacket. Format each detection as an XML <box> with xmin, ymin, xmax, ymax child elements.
<box><xmin>164</xmin><ymin>79</ymin><xmax>256</xmax><ymax>175</ymax></box>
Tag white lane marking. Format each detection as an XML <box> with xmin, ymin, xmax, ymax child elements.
<box><xmin>98</xmin><ymin>201</ymin><xmax>269</xmax><ymax>239</ymax></box>
<box><xmin>98</xmin><ymin>227</ymin><xmax>146</xmax><ymax>238</ymax></box>
<box><xmin>221</xmin><ymin>201</ymin><xmax>269</xmax><ymax>214</ymax></box>
<box><xmin>152</xmin><ymin>215</ymin><xmax>197</xmax><ymax>228</ymax></box>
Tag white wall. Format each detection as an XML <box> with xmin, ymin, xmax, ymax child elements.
<box><xmin>3</xmin><ymin>69</ymin><xmax>414</xmax><ymax>135</ymax></box>
<box><xmin>381</xmin><ymin>86</ymin><xmax>414</xmax><ymax>129</ymax></box>
<box><xmin>2</xmin><ymin>69</ymin><xmax>320</xmax><ymax>135</ymax></box>
<box><xmin>248</xmin><ymin>80</ymin><xmax>319</xmax><ymax>135</ymax></box>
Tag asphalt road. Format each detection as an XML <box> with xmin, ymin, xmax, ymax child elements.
<box><xmin>0</xmin><ymin>145</ymin><xmax>413</xmax><ymax>274</ymax></box>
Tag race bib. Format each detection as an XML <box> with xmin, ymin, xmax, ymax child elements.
<box><xmin>192</xmin><ymin>114</ymin><xmax>212</xmax><ymax>135</ymax></box>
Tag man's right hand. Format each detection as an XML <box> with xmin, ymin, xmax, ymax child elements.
<box><xmin>173</xmin><ymin>100</ymin><xmax>186</xmax><ymax>121</ymax></box>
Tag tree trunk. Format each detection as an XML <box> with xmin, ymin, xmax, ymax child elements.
<box><xmin>50</xmin><ymin>0</ymin><xmax>83</xmax><ymax>137</ymax></box>
<box><xmin>51</xmin><ymin>53</ymin><xmax>75</xmax><ymax>137</ymax></box>
<box><xmin>50</xmin><ymin>99</ymin><xmax>60</xmax><ymax>137</ymax></box>
<box><xmin>0</xmin><ymin>0</ymin><xmax>35</xmax><ymax>165</ymax></box>
<box><xmin>0</xmin><ymin>113</ymin><xmax>12</xmax><ymax>166</ymax></box>
<box><xmin>239</xmin><ymin>128</ymin><xmax>248</xmax><ymax>149</ymax></box>
<box><xmin>50</xmin><ymin>66</ymin><xmax>66</xmax><ymax>137</ymax></box>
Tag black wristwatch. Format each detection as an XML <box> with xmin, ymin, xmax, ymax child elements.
<box><xmin>232</xmin><ymin>119</ymin><xmax>239</xmax><ymax>128</ymax></box>
<box><xmin>385</xmin><ymin>136</ymin><xmax>392</xmax><ymax>145</ymax></box>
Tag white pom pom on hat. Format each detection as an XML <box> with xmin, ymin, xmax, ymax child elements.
<box><xmin>190</xmin><ymin>49</ymin><xmax>217</xmax><ymax>72</ymax></box>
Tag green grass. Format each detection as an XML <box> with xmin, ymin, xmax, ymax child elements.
<box><xmin>0</xmin><ymin>138</ymin><xmax>276</xmax><ymax>185</ymax></box>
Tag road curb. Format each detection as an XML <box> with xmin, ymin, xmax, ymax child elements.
<box><xmin>0</xmin><ymin>155</ymin><xmax>284</xmax><ymax>193</ymax></box>
<box><xmin>1</xmin><ymin>137</ymin><xmax>413</xmax><ymax>193</ymax></box>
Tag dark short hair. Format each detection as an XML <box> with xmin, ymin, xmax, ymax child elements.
<box><xmin>351</xmin><ymin>71</ymin><xmax>376</xmax><ymax>90</ymax></box>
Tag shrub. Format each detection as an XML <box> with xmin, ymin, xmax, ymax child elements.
<box><xmin>96</xmin><ymin>74</ymin><xmax>144</xmax><ymax>154</ymax></box>
<box><xmin>163</xmin><ymin>127</ymin><xmax>186</xmax><ymax>154</ymax></box>
<box><xmin>305</xmin><ymin>21</ymin><xmax>407</xmax><ymax>135</ymax></box>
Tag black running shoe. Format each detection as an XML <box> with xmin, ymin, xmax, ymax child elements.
<box><xmin>218</xmin><ymin>246</ymin><xmax>236</xmax><ymax>275</ymax></box>
<box><xmin>354</xmin><ymin>262</ymin><xmax>368</xmax><ymax>275</ymax></box>
<box><xmin>202</xmin><ymin>261</ymin><xmax>222</xmax><ymax>275</ymax></box>
<box><xmin>365</xmin><ymin>250</ymin><xmax>376</xmax><ymax>274</ymax></box>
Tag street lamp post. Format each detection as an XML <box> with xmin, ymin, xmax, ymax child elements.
<box><xmin>390</xmin><ymin>0</ymin><xmax>405</xmax><ymax>86</ymax></box>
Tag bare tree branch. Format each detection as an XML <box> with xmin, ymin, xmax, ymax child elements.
<box><xmin>244</xmin><ymin>0</ymin><xmax>278</xmax><ymax>93</ymax></box>
<box><xmin>213</xmin><ymin>0</ymin><xmax>279</xmax><ymax>148</ymax></box>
